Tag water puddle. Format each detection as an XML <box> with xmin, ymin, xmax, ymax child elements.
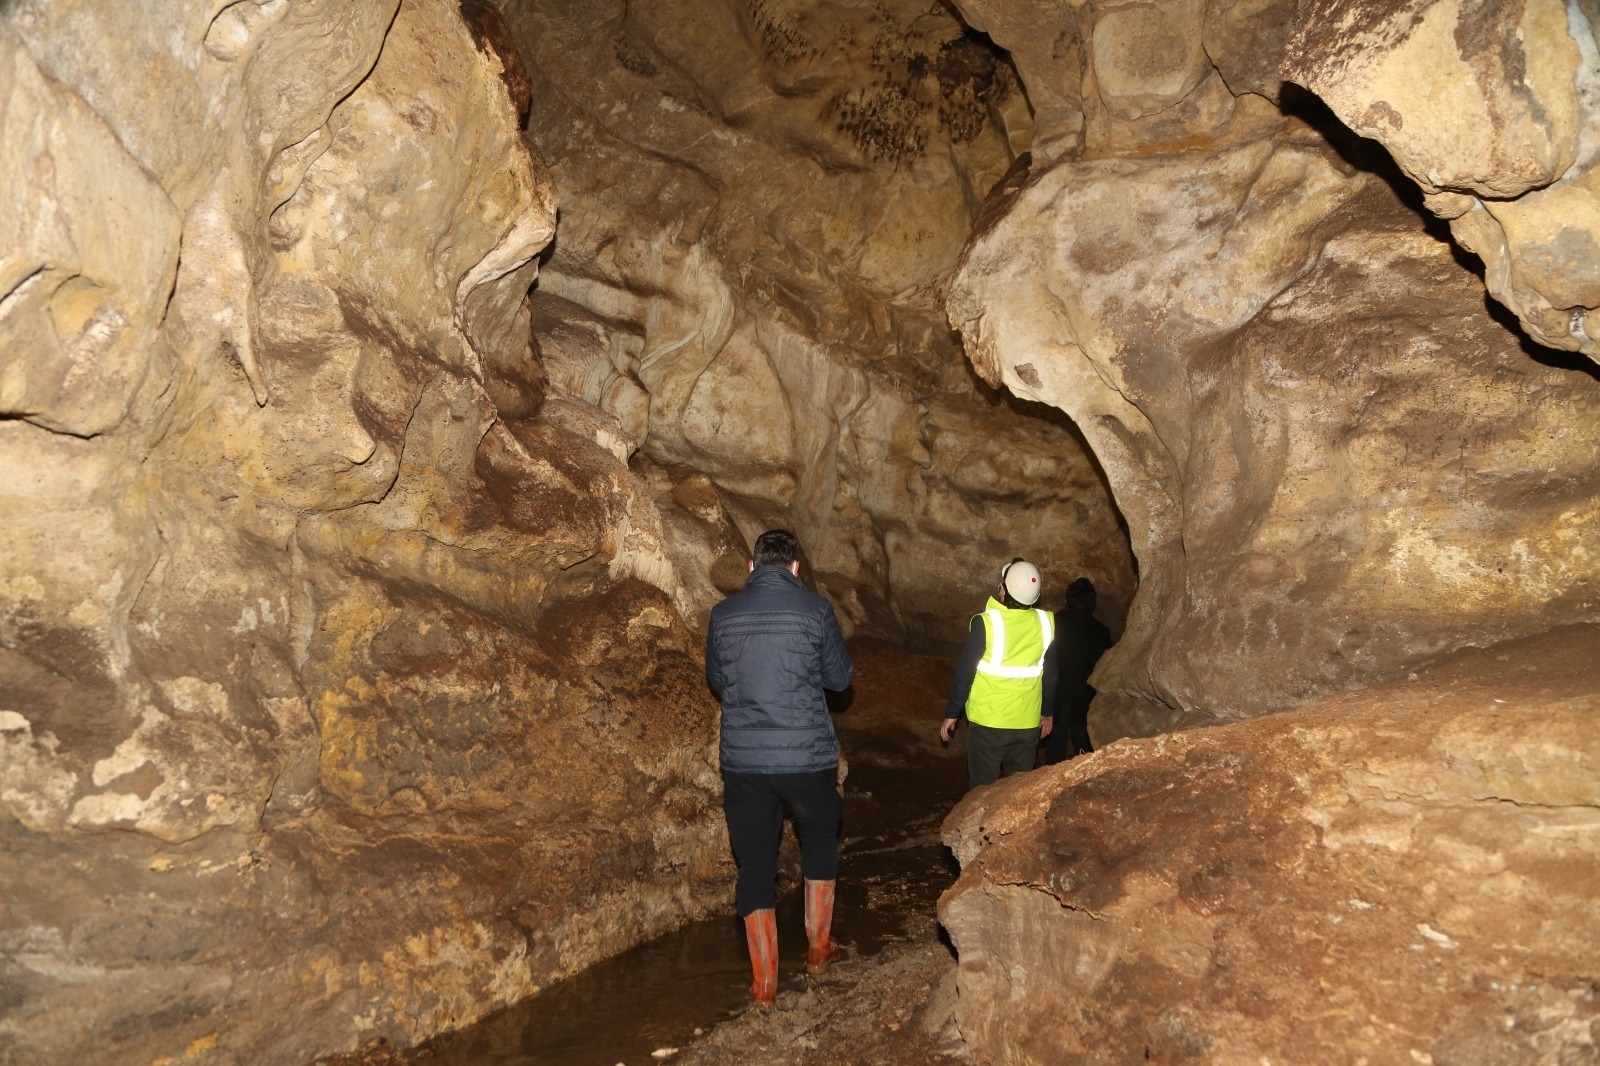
<box><xmin>405</xmin><ymin>844</ymin><xmax>959</xmax><ymax>1066</ymax></box>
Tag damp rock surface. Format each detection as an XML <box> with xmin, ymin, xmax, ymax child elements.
<box><xmin>0</xmin><ymin>2</ymin><xmax>728</xmax><ymax>1063</ymax></box>
<box><xmin>948</xmin><ymin>0</ymin><xmax>1600</xmax><ymax>739</ymax></box>
<box><xmin>311</xmin><ymin>638</ymin><xmax>974</xmax><ymax>1066</ymax></box>
<box><xmin>314</xmin><ymin>630</ymin><xmax>1600</xmax><ymax>1066</ymax></box>
<box><xmin>670</xmin><ymin>934</ymin><xmax>970</xmax><ymax>1066</ymax></box>
<box><xmin>940</xmin><ymin>623</ymin><xmax>1600</xmax><ymax>1065</ymax></box>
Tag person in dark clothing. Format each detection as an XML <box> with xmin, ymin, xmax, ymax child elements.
<box><xmin>1044</xmin><ymin>576</ymin><xmax>1113</xmax><ymax>764</ymax></box>
<box><xmin>705</xmin><ymin>529</ymin><xmax>854</xmax><ymax>1003</ymax></box>
<box><xmin>940</xmin><ymin>558</ymin><xmax>1059</xmax><ymax>790</ymax></box>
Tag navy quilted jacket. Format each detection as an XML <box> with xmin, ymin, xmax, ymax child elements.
<box><xmin>705</xmin><ymin>565</ymin><xmax>854</xmax><ymax>774</ymax></box>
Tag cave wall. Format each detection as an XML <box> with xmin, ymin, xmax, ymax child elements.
<box><xmin>936</xmin><ymin>0</ymin><xmax>1600</xmax><ymax>1060</ymax></box>
<box><xmin>948</xmin><ymin>0</ymin><xmax>1600</xmax><ymax>737</ymax></box>
<box><xmin>1284</xmin><ymin>0</ymin><xmax>1600</xmax><ymax>362</ymax></box>
<box><xmin>1</xmin><ymin>3</ymin><xmax>730</xmax><ymax>1063</ymax></box>
<box><xmin>495</xmin><ymin>0</ymin><xmax>1138</xmax><ymax>642</ymax></box>
<box><xmin>5</xmin><ymin>0</ymin><xmax>1598</xmax><ymax>1062</ymax></box>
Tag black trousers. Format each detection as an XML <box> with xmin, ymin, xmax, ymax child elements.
<box><xmin>967</xmin><ymin>723</ymin><xmax>1039</xmax><ymax>789</ymax></box>
<box><xmin>1044</xmin><ymin>690</ymin><xmax>1095</xmax><ymax>764</ymax></box>
<box><xmin>722</xmin><ymin>769</ymin><xmax>841</xmax><ymax>917</ymax></box>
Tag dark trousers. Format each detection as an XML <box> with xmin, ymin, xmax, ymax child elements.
<box><xmin>1045</xmin><ymin>691</ymin><xmax>1095</xmax><ymax>764</ymax></box>
<box><xmin>722</xmin><ymin>769</ymin><xmax>841</xmax><ymax>916</ymax></box>
<box><xmin>966</xmin><ymin>724</ymin><xmax>1039</xmax><ymax>789</ymax></box>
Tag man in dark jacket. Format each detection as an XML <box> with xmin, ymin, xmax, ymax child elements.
<box><xmin>705</xmin><ymin>529</ymin><xmax>854</xmax><ymax>1003</ymax></box>
<box><xmin>1045</xmin><ymin>576</ymin><xmax>1113</xmax><ymax>764</ymax></box>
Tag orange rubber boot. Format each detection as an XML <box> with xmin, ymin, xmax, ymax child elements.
<box><xmin>743</xmin><ymin>909</ymin><xmax>778</xmax><ymax>1002</ymax></box>
<box><xmin>804</xmin><ymin>878</ymin><xmax>840</xmax><ymax>975</ymax></box>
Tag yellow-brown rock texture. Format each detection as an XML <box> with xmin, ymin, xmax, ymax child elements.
<box><xmin>949</xmin><ymin>0</ymin><xmax>1600</xmax><ymax>739</ymax></box>
<box><xmin>2</xmin><ymin>2</ymin><xmax>727</xmax><ymax>1063</ymax></box>
<box><xmin>4</xmin><ymin>0</ymin><xmax>1599</xmax><ymax>1063</ymax></box>
<box><xmin>497</xmin><ymin>0</ymin><xmax>1137</xmax><ymax>642</ymax></box>
<box><xmin>941</xmin><ymin>625</ymin><xmax>1600</xmax><ymax>1065</ymax></box>
<box><xmin>1285</xmin><ymin>0</ymin><xmax>1600</xmax><ymax>361</ymax></box>
<box><xmin>936</xmin><ymin>1</ymin><xmax>1600</xmax><ymax>1062</ymax></box>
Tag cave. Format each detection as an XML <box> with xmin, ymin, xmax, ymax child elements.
<box><xmin>2</xmin><ymin>0</ymin><xmax>1597</xmax><ymax>1064</ymax></box>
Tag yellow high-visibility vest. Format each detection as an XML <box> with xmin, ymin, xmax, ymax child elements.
<box><xmin>966</xmin><ymin>596</ymin><xmax>1053</xmax><ymax>729</ymax></box>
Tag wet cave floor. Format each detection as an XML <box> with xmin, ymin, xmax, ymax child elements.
<box><xmin>319</xmin><ymin>638</ymin><xmax>980</xmax><ymax>1066</ymax></box>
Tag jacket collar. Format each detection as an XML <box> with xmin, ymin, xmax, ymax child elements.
<box><xmin>746</xmin><ymin>564</ymin><xmax>802</xmax><ymax>590</ymax></box>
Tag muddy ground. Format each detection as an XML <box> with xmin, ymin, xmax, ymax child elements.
<box><xmin>671</xmin><ymin>919</ymin><xmax>970</xmax><ymax>1066</ymax></box>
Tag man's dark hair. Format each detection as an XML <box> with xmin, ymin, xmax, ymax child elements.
<box><xmin>1066</xmin><ymin>576</ymin><xmax>1097</xmax><ymax>612</ymax></box>
<box><xmin>752</xmin><ymin>529</ymin><xmax>799</xmax><ymax>567</ymax></box>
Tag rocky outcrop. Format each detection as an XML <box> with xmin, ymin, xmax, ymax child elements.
<box><xmin>937</xmin><ymin>2</ymin><xmax>1600</xmax><ymax>1061</ymax></box>
<box><xmin>1284</xmin><ymin>0</ymin><xmax>1600</xmax><ymax>362</ymax></box>
<box><xmin>941</xmin><ymin>623</ymin><xmax>1600</xmax><ymax>1065</ymax></box>
<box><xmin>948</xmin><ymin>0</ymin><xmax>1600</xmax><ymax>739</ymax></box>
<box><xmin>498</xmin><ymin>0</ymin><xmax>1137</xmax><ymax>642</ymax></box>
<box><xmin>1</xmin><ymin>2</ymin><xmax>728</xmax><ymax>1063</ymax></box>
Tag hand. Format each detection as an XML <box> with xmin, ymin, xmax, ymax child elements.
<box><xmin>939</xmin><ymin>718</ymin><xmax>957</xmax><ymax>743</ymax></box>
<box><xmin>1039</xmin><ymin>718</ymin><xmax>1054</xmax><ymax>739</ymax></box>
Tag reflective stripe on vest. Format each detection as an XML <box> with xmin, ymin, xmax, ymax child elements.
<box><xmin>966</xmin><ymin>602</ymin><xmax>1052</xmax><ymax>729</ymax></box>
<box><xmin>975</xmin><ymin>608</ymin><xmax>1053</xmax><ymax>678</ymax></box>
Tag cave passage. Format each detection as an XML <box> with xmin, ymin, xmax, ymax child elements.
<box><xmin>315</xmin><ymin>639</ymin><xmax>971</xmax><ymax>1066</ymax></box>
<box><xmin>9</xmin><ymin>0</ymin><xmax>1598</xmax><ymax>1061</ymax></box>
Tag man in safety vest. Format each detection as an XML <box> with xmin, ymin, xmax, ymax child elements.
<box><xmin>939</xmin><ymin>558</ymin><xmax>1060</xmax><ymax>790</ymax></box>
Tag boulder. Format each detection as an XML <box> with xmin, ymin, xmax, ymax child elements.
<box><xmin>941</xmin><ymin>624</ymin><xmax>1600</xmax><ymax>1064</ymax></box>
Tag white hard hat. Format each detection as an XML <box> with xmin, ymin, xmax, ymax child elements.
<box><xmin>1001</xmin><ymin>559</ymin><xmax>1042</xmax><ymax>606</ymax></box>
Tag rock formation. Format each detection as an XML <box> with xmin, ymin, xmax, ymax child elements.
<box><xmin>1285</xmin><ymin>0</ymin><xmax>1600</xmax><ymax>362</ymax></box>
<box><xmin>949</xmin><ymin>0</ymin><xmax>1600</xmax><ymax>738</ymax></box>
<box><xmin>498</xmin><ymin>0</ymin><xmax>1137</xmax><ymax>642</ymax></box>
<box><xmin>5</xmin><ymin>0</ymin><xmax>1599</xmax><ymax>1062</ymax></box>
<box><xmin>3</xmin><ymin>2</ymin><xmax>727</xmax><ymax>1063</ymax></box>
<box><xmin>941</xmin><ymin>623</ymin><xmax>1600</xmax><ymax>1065</ymax></box>
<box><xmin>937</xmin><ymin>2</ymin><xmax>1600</xmax><ymax>1063</ymax></box>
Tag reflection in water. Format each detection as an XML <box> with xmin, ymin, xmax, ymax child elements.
<box><xmin>410</xmin><ymin>845</ymin><xmax>959</xmax><ymax>1066</ymax></box>
<box><xmin>334</xmin><ymin>639</ymin><xmax>970</xmax><ymax>1066</ymax></box>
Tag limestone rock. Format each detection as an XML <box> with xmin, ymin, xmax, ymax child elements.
<box><xmin>943</xmin><ymin>0</ymin><xmax>1600</xmax><ymax>738</ymax></box>
<box><xmin>953</xmin><ymin>0</ymin><xmax>1294</xmax><ymax>164</ymax></box>
<box><xmin>931</xmin><ymin>6</ymin><xmax>1600</xmax><ymax>1059</ymax></box>
<box><xmin>1092</xmin><ymin>0</ymin><xmax>1211</xmax><ymax>121</ymax></box>
<box><xmin>1284</xmin><ymin>0</ymin><xmax>1582</xmax><ymax>199</ymax></box>
<box><xmin>940</xmin><ymin>624</ymin><xmax>1600</xmax><ymax>1065</ymax></box>
<box><xmin>501</xmin><ymin>0</ymin><xmax>1136</xmax><ymax>643</ymax></box>
<box><xmin>0</xmin><ymin>2</ymin><xmax>729</xmax><ymax>1063</ymax></box>
<box><xmin>1284</xmin><ymin>0</ymin><xmax>1600</xmax><ymax>359</ymax></box>
<box><xmin>951</xmin><ymin>109</ymin><xmax>1600</xmax><ymax>739</ymax></box>
<box><xmin>1203</xmin><ymin>0</ymin><xmax>1309</xmax><ymax>103</ymax></box>
<box><xmin>939</xmin><ymin>1</ymin><xmax>1072</xmax><ymax>159</ymax></box>
<box><xmin>0</xmin><ymin>35</ymin><xmax>179</xmax><ymax>436</ymax></box>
